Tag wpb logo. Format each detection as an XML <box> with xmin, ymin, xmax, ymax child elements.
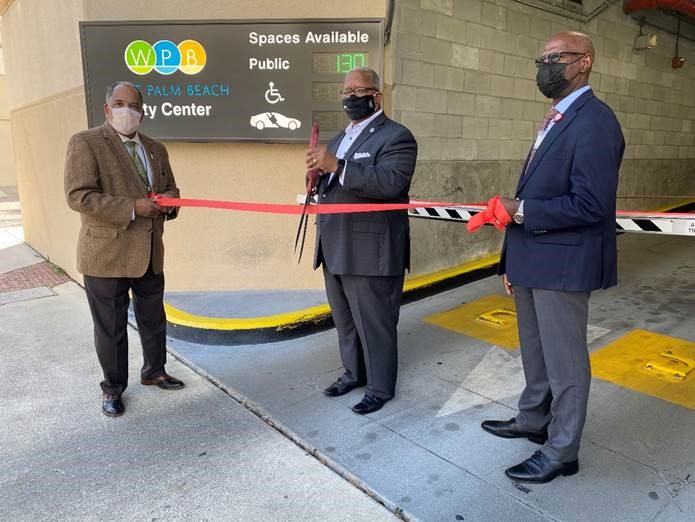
<box><xmin>124</xmin><ymin>39</ymin><xmax>206</xmax><ymax>75</ymax></box>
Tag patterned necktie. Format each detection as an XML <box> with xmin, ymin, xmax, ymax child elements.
<box><xmin>124</xmin><ymin>141</ymin><xmax>151</xmax><ymax>191</ymax></box>
<box><xmin>539</xmin><ymin>106</ymin><xmax>561</xmax><ymax>132</ymax></box>
<box><xmin>525</xmin><ymin>106</ymin><xmax>561</xmax><ymax>173</ymax></box>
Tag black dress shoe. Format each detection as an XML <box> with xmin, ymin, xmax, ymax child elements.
<box><xmin>505</xmin><ymin>450</ymin><xmax>579</xmax><ymax>483</ymax></box>
<box><xmin>141</xmin><ymin>374</ymin><xmax>185</xmax><ymax>390</ymax></box>
<box><xmin>323</xmin><ymin>379</ymin><xmax>365</xmax><ymax>397</ymax></box>
<box><xmin>481</xmin><ymin>418</ymin><xmax>548</xmax><ymax>444</ymax></box>
<box><xmin>102</xmin><ymin>393</ymin><xmax>124</xmax><ymax>417</ymax></box>
<box><xmin>352</xmin><ymin>394</ymin><xmax>389</xmax><ymax>414</ymax></box>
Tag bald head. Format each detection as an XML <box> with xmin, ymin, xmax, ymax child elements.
<box><xmin>549</xmin><ymin>31</ymin><xmax>595</xmax><ymax>58</ymax></box>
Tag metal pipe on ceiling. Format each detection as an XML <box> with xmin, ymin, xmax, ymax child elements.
<box><xmin>511</xmin><ymin>0</ymin><xmax>619</xmax><ymax>23</ymax></box>
<box><xmin>623</xmin><ymin>0</ymin><xmax>695</xmax><ymax>18</ymax></box>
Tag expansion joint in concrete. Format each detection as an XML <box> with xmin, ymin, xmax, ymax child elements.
<box><xmin>161</xmin><ymin>341</ymin><xmax>414</xmax><ymax>522</ymax></box>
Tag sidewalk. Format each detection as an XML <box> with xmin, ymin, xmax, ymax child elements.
<box><xmin>0</xmin><ymin>187</ymin><xmax>395</xmax><ymax>521</ymax></box>
<box><xmin>166</xmin><ymin>236</ymin><xmax>695</xmax><ymax>520</ymax></box>
<box><xmin>3</xmin><ymin>185</ymin><xmax>695</xmax><ymax>521</ymax></box>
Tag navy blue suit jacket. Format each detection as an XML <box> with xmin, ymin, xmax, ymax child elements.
<box><xmin>500</xmin><ymin>90</ymin><xmax>624</xmax><ymax>292</ymax></box>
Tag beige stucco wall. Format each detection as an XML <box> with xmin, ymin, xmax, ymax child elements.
<box><xmin>0</xmin><ymin>72</ymin><xmax>15</xmax><ymax>186</ymax></box>
<box><xmin>0</xmin><ymin>16</ymin><xmax>16</xmax><ymax>187</ymax></box>
<box><xmin>2</xmin><ymin>0</ymin><xmax>387</xmax><ymax>291</ymax></box>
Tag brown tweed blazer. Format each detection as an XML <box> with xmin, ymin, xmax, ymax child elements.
<box><xmin>64</xmin><ymin>122</ymin><xmax>180</xmax><ymax>278</ymax></box>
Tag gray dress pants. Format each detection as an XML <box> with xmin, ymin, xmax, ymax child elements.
<box><xmin>513</xmin><ymin>286</ymin><xmax>591</xmax><ymax>462</ymax></box>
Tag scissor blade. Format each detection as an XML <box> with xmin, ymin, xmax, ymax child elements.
<box><xmin>294</xmin><ymin>194</ymin><xmax>311</xmax><ymax>258</ymax></box>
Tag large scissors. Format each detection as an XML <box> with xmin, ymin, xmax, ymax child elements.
<box><xmin>294</xmin><ymin>122</ymin><xmax>320</xmax><ymax>263</ymax></box>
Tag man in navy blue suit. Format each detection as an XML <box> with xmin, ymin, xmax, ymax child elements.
<box><xmin>481</xmin><ymin>32</ymin><xmax>624</xmax><ymax>483</ymax></box>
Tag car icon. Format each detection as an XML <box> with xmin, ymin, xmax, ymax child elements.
<box><xmin>250</xmin><ymin>112</ymin><xmax>302</xmax><ymax>131</ymax></box>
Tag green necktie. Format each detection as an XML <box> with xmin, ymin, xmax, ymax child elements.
<box><xmin>125</xmin><ymin>141</ymin><xmax>151</xmax><ymax>191</ymax></box>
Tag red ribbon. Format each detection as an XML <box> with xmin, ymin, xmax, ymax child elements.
<box><xmin>152</xmin><ymin>195</ymin><xmax>695</xmax><ymax>221</ymax></box>
<box><xmin>154</xmin><ymin>196</ymin><xmax>476</xmax><ymax>215</ymax></box>
<box><xmin>466</xmin><ymin>196</ymin><xmax>512</xmax><ymax>232</ymax></box>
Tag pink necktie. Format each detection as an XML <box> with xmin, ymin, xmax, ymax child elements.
<box><xmin>539</xmin><ymin>106</ymin><xmax>561</xmax><ymax>131</ymax></box>
<box><xmin>525</xmin><ymin>106</ymin><xmax>561</xmax><ymax>173</ymax></box>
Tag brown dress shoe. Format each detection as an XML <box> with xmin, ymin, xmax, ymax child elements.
<box><xmin>102</xmin><ymin>393</ymin><xmax>124</xmax><ymax>417</ymax></box>
<box><xmin>141</xmin><ymin>374</ymin><xmax>185</xmax><ymax>390</ymax></box>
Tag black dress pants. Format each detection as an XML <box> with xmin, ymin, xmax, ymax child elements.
<box><xmin>322</xmin><ymin>266</ymin><xmax>404</xmax><ymax>400</ymax></box>
<box><xmin>83</xmin><ymin>262</ymin><xmax>167</xmax><ymax>395</ymax></box>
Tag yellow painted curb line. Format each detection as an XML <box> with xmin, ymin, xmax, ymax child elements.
<box><xmin>165</xmin><ymin>253</ymin><xmax>500</xmax><ymax>331</ymax></box>
<box><xmin>641</xmin><ymin>198</ymin><xmax>695</xmax><ymax>213</ymax></box>
<box><xmin>164</xmin><ymin>302</ymin><xmax>332</xmax><ymax>331</ymax></box>
<box><xmin>403</xmin><ymin>253</ymin><xmax>499</xmax><ymax>292</ymax></box>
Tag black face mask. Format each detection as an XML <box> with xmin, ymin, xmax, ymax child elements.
<box><xmin>343</xmin><ymin>94</ymin><xmax>377</xmax><ymax>121</ymax></box>
<box><xmin>536</xmin><ymin>55</ymin><xmax>583</xmax><ymax>99</ymax></box>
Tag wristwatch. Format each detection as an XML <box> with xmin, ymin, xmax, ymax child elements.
<box><xmin>513</xmin><ymin>200</ymin><xmax>524</xmax><ymax>225</ymax></box>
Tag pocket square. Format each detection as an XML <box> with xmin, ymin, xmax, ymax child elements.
<box><xmin>353</xmin><ymin>152</ymin><xmax>371</xmax><ymax>159</ymax></box>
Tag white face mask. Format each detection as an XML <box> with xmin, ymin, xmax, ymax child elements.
<box><xmin>109</xmin><ymin>107</ymin><xmax>142</xmax><ymax>135</ymax></box>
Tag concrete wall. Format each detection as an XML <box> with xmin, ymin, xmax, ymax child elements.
<box><xmin>390</xmin><ymin>0</ymin><xmax>695</xmax><ymax>275</ymax></box>
<box><xmin>1</xmin><ymin>0</ymin><xmax>386</xmax><ymax>291</ymax></box>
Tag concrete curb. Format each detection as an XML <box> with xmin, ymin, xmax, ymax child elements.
<box><xmin>165</xmin><ymin>255</ymin><xmax>501</xmax><ymax>345</ymax></box>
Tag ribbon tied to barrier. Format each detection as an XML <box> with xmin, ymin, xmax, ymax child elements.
<box><xmin>466</xmin><ymin>196</ymin><xmax>512</xmax><ymax>232</ymax></box>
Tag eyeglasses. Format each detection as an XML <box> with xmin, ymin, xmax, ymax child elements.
<box><xmin>534</xmin><ymin>52</ymin><xmax>585</xmax><ymax>67</ymax></box>
<box><xmin>340</xmin><ymin>87</ymin><xmax>378</xmax><ymax>98</ymax></box>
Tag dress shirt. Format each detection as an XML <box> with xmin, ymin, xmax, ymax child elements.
<box><xmin>117</xmin><ymin>130</ymin><xmax>170</xmax><ymax>220</ymax></box>
<box><xmin>533</xmin><ymin>85</ymin><xmax>591</xmax><ymax>150</ymax></box>
<box><xmin>329</xmin><ymin>109</ymin><xmax>384</xmax><ymax>185</ymax></box>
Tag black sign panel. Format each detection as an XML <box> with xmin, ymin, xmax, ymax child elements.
<box><xmin>79</xmin><ymin>19</ymin><xmax>383</xmax><ymax>142</ymax></box>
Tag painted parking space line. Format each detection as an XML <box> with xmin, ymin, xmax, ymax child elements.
<box><xmin>591</xmin><ymin>329</ymin><xmax>695</xmax><ymax>410</ymax></box>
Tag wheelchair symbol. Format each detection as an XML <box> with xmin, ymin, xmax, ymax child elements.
<box><xmin>264</xmin><ymin>82</ymin><xmax>285</xmax><ymax>104</ymax></box>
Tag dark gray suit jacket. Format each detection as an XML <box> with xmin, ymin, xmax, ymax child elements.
<box><xmin>313</xmin><ymin>113</ymin><xmax>418</xmax><ymax>276</ymax></box>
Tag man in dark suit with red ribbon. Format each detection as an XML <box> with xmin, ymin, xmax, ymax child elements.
<box><xmin>306</xmin><ymin>68</ymin><xmax>418</xmax><ymax>414</ymax></box>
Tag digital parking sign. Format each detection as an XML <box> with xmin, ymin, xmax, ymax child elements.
<box><xmin>79</xmin><ymin>19</ymin><xmax>384</xmax><ymax>142</ymax></box>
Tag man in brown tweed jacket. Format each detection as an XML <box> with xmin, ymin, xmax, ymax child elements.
<box><xmin>65</xmin><ymin>81</ymin><xmax>183</xmax><ymax>417</ymax></box>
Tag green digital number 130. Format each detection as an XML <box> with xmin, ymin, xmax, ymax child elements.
<box><xmin>336</xmin><ymin>53</ymin><xmax>367</xmax><ymax>73</ymax></box>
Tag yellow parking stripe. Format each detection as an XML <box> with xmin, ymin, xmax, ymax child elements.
<box><xmin>423</xmin><ymin>294</ymin><xmax>519</xmax><ymax>350</ymax></box>
<box><xmin>591</xmin><ymin>329</ymin><xmax>695</xmax><ymax>410</ymax></box>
